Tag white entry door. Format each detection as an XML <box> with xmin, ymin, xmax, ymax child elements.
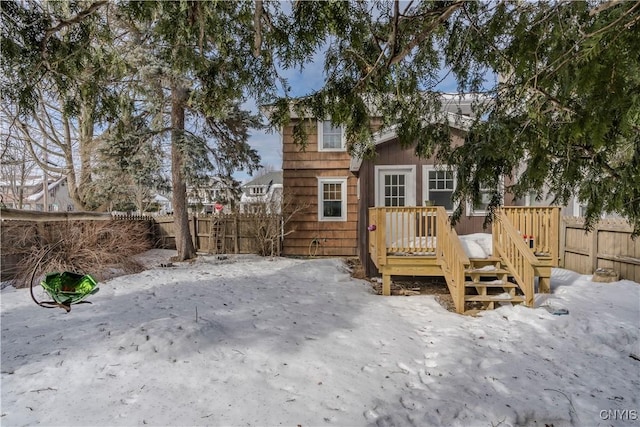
<box><xmin>375</xmin><ymin>166</ymin><xmax>416</xmax><ymax>246</ymax></box>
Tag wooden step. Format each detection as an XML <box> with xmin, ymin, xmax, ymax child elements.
<box><xmin>464</xmin><ymin>295</ymin><xmax>525</xmax><ymax>303</ymax></box>
<box><xmin>465</xmin><ymin>268</ymin><xmax>510</xmax><ymax>275</ymax></box>
<box><xmin>464</xmin><ymin>281</ymin><xmax>517</xmax><ymax>288</ymax></box>
<box><xmin>469</xmin><ymin>256</ymin><xmax>501</xmax><ymax>262</ymax></box>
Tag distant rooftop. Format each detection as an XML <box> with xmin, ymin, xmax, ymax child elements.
<box><xmin>243</xmin><ymin>171</ymin><xmax>283</xmax><ymax>187</ymax></box>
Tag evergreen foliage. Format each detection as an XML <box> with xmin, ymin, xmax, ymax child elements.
<box><xmin>271</xmin><ymin>0</ymin><xmax>640</xmax><ymax>234</ymax></box>
<box><xmin>2</xmin><ymin>0</ymin><xmax>638</xmax><ymax>237</ymax></box>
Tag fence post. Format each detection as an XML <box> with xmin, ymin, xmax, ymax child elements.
<box><xmin>589</xmin><ymin>223</ymin><xmax>599</xmax><ymax>273</ymax></box>
<box><xmin>234</xmin><ymin>215</ymin><xmax>239</xmax><ymax>254</ymax></box>
<box><xmin>192</xmin><ymin>215</ymin><xmax>198</xmax><ymax>251</ymax></box>
<box><xmin>559</xmin><ymin>217</ymin><xmax>566</xmax><ymax>268</ymax></box>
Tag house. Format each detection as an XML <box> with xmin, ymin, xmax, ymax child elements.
<box><xmin>239</xmin><ymin>171</ymin><xmax>283</xmax><ymax>214</ymax></box>
<box><xmin>186</xmin><ymin>176</ymin><xmax>239</xmax><ymax>214</ymax></box>
<box><xmin>277</xmin><ymin>94</ymin><xmax>562</xmax><ymax>314</ymax></box>
<box><xmin>279</xmin><ymin>94</ymin><xmax>512</xmax><ymax>261</ymax></box>
<box><xmin>25</xmin><ymin>176</ymin><xmax>75</xmax><ymax>212</ymax></box>
<box><xmin>0</xmin><ymin>175</ymin><xmax>71</xmax><ymax>211</ymax></box>
<box><xmin>1</xmin><ymin>176</ymin><xmax>76</xmax><ymax>212</ymax></box>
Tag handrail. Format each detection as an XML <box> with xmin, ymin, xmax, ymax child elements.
<box><xmin>493</xmin><ymin>209</ymin><xmax>540</xmax><ymax>307</ymax></box>
<box><xmin>436</xmin><ymin>207</ymin><xmax>470</xmax><ymax>313</ymax></box>
<box><xmin>501</xmin><ymin>206</ymin><xmax>561</xmax><ymax>264</ymax></box>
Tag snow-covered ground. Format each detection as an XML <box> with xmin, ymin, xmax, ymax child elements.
<box><xmin>1</xmin><ymin>250</ymin><xmax>639</xmax><ymax>427</ymax></box>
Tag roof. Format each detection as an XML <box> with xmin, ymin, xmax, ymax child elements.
<box><xmin>26</xmin><ymin>177</ymin><xmax>67</xmax><ymax>201</ymax></box>
<box><xmin>243</xmin><ymin>171</ymin><xmax>283</xmax><ymax>187</ymax></box>
<box><xmin>349</xmin><ymin>111</ymin><xmax>474</xmax><ymax>172</ymax></box>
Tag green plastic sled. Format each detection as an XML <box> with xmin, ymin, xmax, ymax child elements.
<box><xmin>39</xmin><ymin>272</ymin><xmax>99</xmax><ymax>311</ymax></box>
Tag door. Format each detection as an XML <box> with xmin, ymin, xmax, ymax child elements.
<box><xmin>375</xmin><ymin>166</ymin><xmax>416</xmax><ymax>247</ymax></box>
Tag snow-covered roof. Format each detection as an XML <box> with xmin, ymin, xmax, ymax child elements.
<box><xmin>154</xmin><ymin>194</ymin><xmax>170</xmax><ymax>203</ymax></box>
<box><xmin>26</xmin><ymin>177</ymin><xmax>67</xmax><ymax>201</ymax></box>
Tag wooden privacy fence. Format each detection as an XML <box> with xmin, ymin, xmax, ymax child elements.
<box><xmin>561</xmin><ymin>217</ymin><xmax>640</xmax><ymax>282</ymax></box>
<box><xmin>154</xmin><ymin>213</ymin><xmax>283</xmax><ymax>256</ymax></box>
<box><xmin>0</xmin><ymin>208</ymin><xmax>156</xmax><ymax>281</ymax></box>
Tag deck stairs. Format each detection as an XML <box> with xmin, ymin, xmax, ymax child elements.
<box><xmin>463</xmin><ymin>257</ymin><xmax>525</xmax><ymax>314</ymax></box>
<box><xmin>368</xmin><ymin>206</ymin><xmax>560</xmax><ymax>315</ymax></box>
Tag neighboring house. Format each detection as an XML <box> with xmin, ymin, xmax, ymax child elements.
<box><xmin>239</xmin><ymin>171</ymin><xmax>283</xmax><ymax>214</ymax></box>
<box><xmin>0</xmin><ymin>176</ymin><xmax>37</xmax><ymax>208</ymax></box>
<box><xmin>0</xmin><ymin>175</ymin><xmax>63</xmax><ymax>210</ymax></box>
<box><xmin>153</xmin><ymin>194</ymin><xmax>172</xmax><ymax>215</ymax></box>
<box><xmin>17</xmin><ymin>176</ymin><xmax>74</xmax><ymax>212</ymax></box>
<box><xmin>186</xmin><ymin>176</ymin><xmax>239</xmax><ymax>214</ymax></box>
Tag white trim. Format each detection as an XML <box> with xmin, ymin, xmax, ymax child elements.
<box><xmin>317</xmin><ymin>177</ymin><xmax>348</xmax><ymax>222</ymax></box>
<box><xmin>317</xmin><ymin>120</ymin><xmax>346</xmax><ymax>152</ymax></box>
<box><xmin>422</xmin><ymin>165</ymin><xmax>457</xmax><ymax>212</ymax></box>
<box><xmin>374</xmin><ymin>165</ymin><xmax>417</xmax><ymax>207</ymax></box>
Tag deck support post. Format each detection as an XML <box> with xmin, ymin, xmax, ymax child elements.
<box><xmin>538</xmin><ymin>276</ymin><xmax>551</xmax><ymax>294</ymax></box>
<box><xmin>382</xmin><ymin>273</ymin><xmax>391</xmax><ymax>296</ymax></box>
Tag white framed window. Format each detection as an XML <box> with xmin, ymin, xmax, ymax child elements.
<box><xmin>423</xmin><ymin>165</ymin><xmax>456</xmax><ymax>212</ymax></box>
<box><xmin>374</xmin><ymin>166</ymin><xmax>416</xmax><ymax>207</ymax></box>
<box><xmin>572</xmin><ymin>197</ymin><xmax>588</xmax><ymax>217</ymax></box>
<box><xmin>466</xmin><ymin>179</ymin><xmax>503</xmax><ymax>216</ymax></box>
<box><xmin>318</xmin><ymin>177</ymin><xmax>347</xmax><ymax>221</ymax></box>
<box><xmin>317</xmin><ymin>120</ymin><xmax>345</xmax><ymax>151</ymax></box>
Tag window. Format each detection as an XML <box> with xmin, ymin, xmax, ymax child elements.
<box><xmin>423</xmin><ymin>165</ymin><xmax>456</xmax><ymax>211</ymax></box>
<box><xmin>383</xmin><ymin>174</ymin><xmax>406</xmax><ymax>207</ymax></box>
<box><xmin>572</xmin><ymin>197</ymin><xmax>588</xmax><ymax>217</ymax></box>
<box><xmin>317</xmin><ymin>120</ymin><xmax>345</xmax><ymax>151</ymax></box>
<box><xmin>467</xmin><ymin>180</ymin><xmax>503</xmax><ymax>216</ymax></box>
<box><xmin>318</xmin><ymin>178</ymin><xmax>347</xmax><ymax>221</ymax></box>
<box><xmin>250</xmin><ymin>186</ymin><xmax>265</xmax><ymax>196</ymax></box>
<box><xmin>374</xmin><ymin>166</ymin><xmax>416</xmax><ymax>207</ymax></box>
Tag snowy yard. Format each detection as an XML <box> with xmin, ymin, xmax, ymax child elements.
<box><xmin>1</xmin><ymin>251</ymin><xmax>639</xmax><ymax>427</ymax></box>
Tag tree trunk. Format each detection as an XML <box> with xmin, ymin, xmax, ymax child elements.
<box><xmin>171</xmin><ymin>84</ymin><xmax>197</xmax><ymax>261</ymax></box>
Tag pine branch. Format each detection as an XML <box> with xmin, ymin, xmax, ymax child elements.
<box><xmin>41</xmin><ymin>1</ymin><xmax>108</xmax><ymax>57</ymax></box>
<box><xmin>388</xmin><ymin>1</ymin><xmax>463</xmax><ymax>66</ymax></box>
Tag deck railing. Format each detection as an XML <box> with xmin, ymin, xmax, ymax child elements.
<box><xmin>502</xmin><ymin>206</ymin><xmax>561</xmax><ymax>264</ymax></box>
<box><xmin>435</xmin><ymin>207</ymin><xmax>470</xmax><ymax>313</ymax></box>
<box><xmin>368</xmin><ymin>207</ymin><xmax>440</xmax><ymax>265</ymax></box>
<box><xmin>493</xmin><ymin>210</ymin><xmax>540</xmax><ymax>307</ymax></box>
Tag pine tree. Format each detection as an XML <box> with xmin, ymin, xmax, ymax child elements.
<box><xmin>118</xmin><ymin>1</ymin><xmax>290</xmax><ymax>260</ymax></box>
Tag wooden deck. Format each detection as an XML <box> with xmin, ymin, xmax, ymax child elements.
<box><xmin>368</xmin><ymin>206</ymin><xmax>561</xmax><ymax>314</ymax></box>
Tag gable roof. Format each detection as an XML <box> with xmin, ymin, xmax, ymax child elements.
<box><xmin>26</xmin><ymin>176</ymin><xmax>67</xmax><ymax>202</ymax></box>
<box><xmin>243</xmin><ymin>171</ymin><xmax>283</xmax><ymax>187</ymax></box>
<box><xmin>349</xmin><ymin>111</ymin><xmax>474</xmax><ymax>172</ymax></box>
